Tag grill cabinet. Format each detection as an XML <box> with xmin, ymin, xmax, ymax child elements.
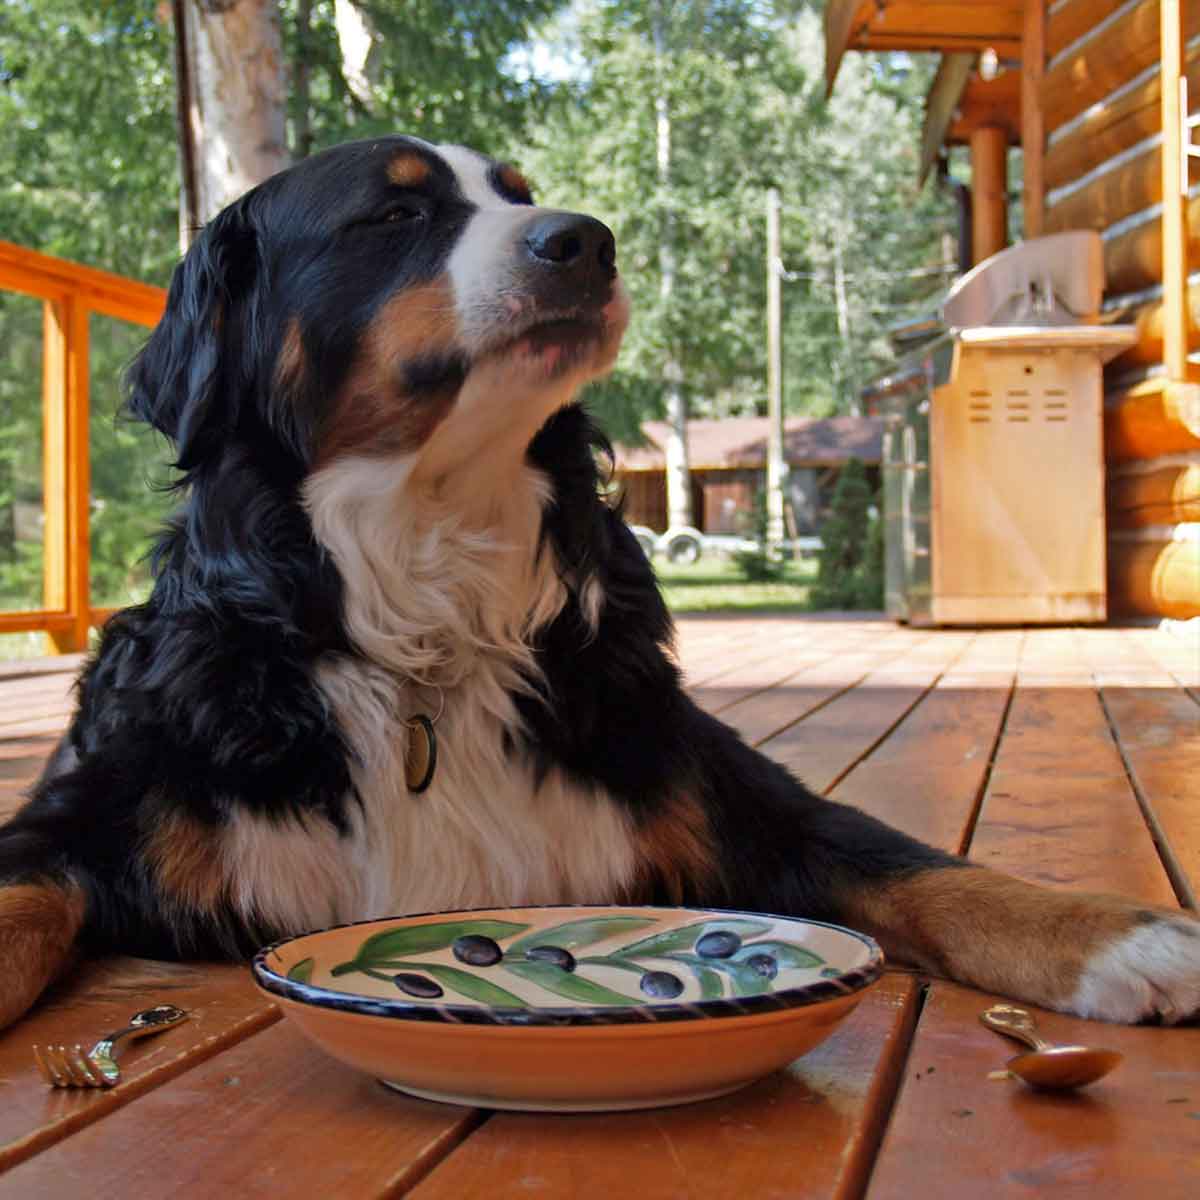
<box><xmin>873</xmin><ymin>233</ymin><xmax>1137</xmax><ymax>626</ymax></box>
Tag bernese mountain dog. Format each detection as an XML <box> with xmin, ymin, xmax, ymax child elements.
<box><xmin>1</xmin><ymin>137</ymin><xmax>1197</xmax><ymax>1032</ymax></box>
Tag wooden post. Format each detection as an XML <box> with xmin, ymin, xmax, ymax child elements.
<box><xmin>1161</xmin><ymin>0</ymin><xmax>1190</xmax><ymax>382</ymax></box>
<box><xmin>970</xmin><ymin>125</ymin><xmax>1008</xmax><ymax>264</ymax></box>
<box><xmin>765</xmin><ymin>188</ymin><xmax>786</xmax><ymax>551</ymax></box>
<box><xmin>1021</xmin><ymin>0</ymin><xmax>1046</xmax><ymax>239</ymax></box>
<box><xmin>41</xmin><ymin>295</ymin><xmax>90</xmax><ymax>654</ymax></box>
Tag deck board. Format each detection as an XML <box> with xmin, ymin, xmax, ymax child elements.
<box><xmin>866</xmin><ymin>623</ymin><xmax>1199</xmax><ymax>1200</ymax></box>
<box><xmin>0</xmin><ymin>617</ymin><xmax>1195</xmax><ymax>1197</ymax></box>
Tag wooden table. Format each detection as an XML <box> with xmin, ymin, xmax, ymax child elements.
<box><xmin>0</xmin><ymin>618</ymin><xmax>1197</xmax><ymax>1198</ymax></box>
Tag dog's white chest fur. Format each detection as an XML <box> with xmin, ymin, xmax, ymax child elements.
<box><xmin>311</xmin><ymin>656</ymin><xmax>638</xmax><ymax>924</ymax></box>
<box><xmin>220</xmin><ymin>452</ymin><xmax>638</xmax><ymax>934</ymax></box>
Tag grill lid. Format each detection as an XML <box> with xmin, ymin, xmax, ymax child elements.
<box><xmin>941</xmin><ymin>231</ymin><xmax>1103</xmax><ymax>329</ymax></box>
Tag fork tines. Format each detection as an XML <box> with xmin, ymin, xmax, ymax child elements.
<box><xmin>32</xmin><ymin>1044</ymin><xmax>112</xmax><ymax>1088</ymax></box>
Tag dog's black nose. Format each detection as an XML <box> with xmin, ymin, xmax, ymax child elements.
<box><xmin>524</xmin><ymin>214</ymin><xmax>616</xmax><ymax>278</ymax></box>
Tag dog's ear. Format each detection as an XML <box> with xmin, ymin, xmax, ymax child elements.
<box><xmin>125</xmin><ymin>198</ymin><xmax>261</xmax><ymax>471</ymax></box>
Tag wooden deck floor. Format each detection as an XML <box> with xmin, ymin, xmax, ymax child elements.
<box><xmin>0</xmin><ymin>617</ymin><xmax>1197</xmax><ymax>1198</ymax></box>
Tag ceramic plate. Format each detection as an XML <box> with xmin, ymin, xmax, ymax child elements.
<box><xmin>253</xmin><ymin>905</ymin><xmax>883</xmax><ymax>1111</ymax></box>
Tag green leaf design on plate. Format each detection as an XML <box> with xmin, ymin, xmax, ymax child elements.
<box><xmin>287</xmin><ymin>956</ymin><xmax>315</xmax><ymax>983</ymax></box>
<box><xmin>506</xmin><ymin>916</ymin><xmax>657</xmax><ymax>957</ymax></box>
<box><xmin>666</xmin><ymin>953</ymin><xmax>772</xmax><ymax>998</ymax></box>
<box><xmin>614</xmin><ymin>918</ymin><xmax>773</xmax><ymax>959</ymax></box>
<box><xmin>398</xmin><ymin>962</ymin><xmax>529</xmax><ymax>1007</ymax></box>
<box><xmin>504</xmin><ymin>959</ymin><xmax>642</xmax><ymax>1006</ymax></box>
<box><xmin>688</xmin><ymin>961</ymin><xmax>725</xmax><ymax>1000</ymax></box>
<box><xmin>331</xmin><ymin>919</ymin><xmax>530</xmax><ymax>975</ymax></box>
<box><xmin>731</xmin><ymin>940</ymin><xmax>825</xmax><ymax>971</ymax></box>
<box><xmin>576</xmin><ymin>955</ymin><xmax>646</xmax><ymax>976</ymax></box>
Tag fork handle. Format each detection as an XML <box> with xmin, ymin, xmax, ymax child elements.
<box><xmin>88</xmin><ymin>1005</ymin><xmax>189</xmax><ymax>1060</ymax></box>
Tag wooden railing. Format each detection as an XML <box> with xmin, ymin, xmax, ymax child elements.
<box><xmin>0</xmin><ymin>241</ymin><xmax>166</xmax><ymax>652</ymax></box>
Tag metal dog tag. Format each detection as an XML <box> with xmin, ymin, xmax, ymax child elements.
<box><xmin>404</xmin><ymin>715</ymin><xmax>437</xmax><ymax>794</ymax></box>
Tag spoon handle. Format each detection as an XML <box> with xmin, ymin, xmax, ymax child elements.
<box><xmin>979</xmin><ymin>1004</ymin><xmax>1053</xmax><ymax>1053</ymax></box>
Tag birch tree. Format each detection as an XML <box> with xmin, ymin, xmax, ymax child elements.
<box><xmin>173</xmin><ymin>0</ymin><xmax>290</xmax><ymax>240</ymax></box>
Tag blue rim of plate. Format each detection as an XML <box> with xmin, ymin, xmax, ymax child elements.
<box><xmin>251</xmin><ymin>905</ymin><xmax>884</xmax><ymax>1027</ymax></box>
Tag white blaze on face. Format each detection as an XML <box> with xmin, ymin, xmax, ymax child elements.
<box><xmin>436</xmin><ymin>144</ymin><xmax>542</xmax><ymax>354</ymax></box>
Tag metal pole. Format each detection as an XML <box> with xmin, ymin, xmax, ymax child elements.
<box><xmin>765</xmin><ymin>188</ymin><xmax>786</xmax><ymax>551</ymax></box>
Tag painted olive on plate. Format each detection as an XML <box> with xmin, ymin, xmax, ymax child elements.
<box><xmin>452</xmin><ymin>934</ymin><xmax>504</xmax><ymax>967</ymax></box>
<box><xmin>525</xmin><ymin>946</ymin><xmax>577</xmax><ymax>971</ymax></box>
<box><xmin>393</xmin><ymin>973</ymin><xmax>444</xmax><ymax>999</ymax></box>
<box><xmin>746</xmin><ymin>953</ymin><xmax>778</xmax><ymax>979</ymax></box>
<box><xmin>696</xmin><ymin>931</ymin><xmax>742</xmax><ymax>959</ymax></box>
<box><xmin>640</xmin><ymin>970</ymin><xmax>685</xmax><ymax>999</ymax></box>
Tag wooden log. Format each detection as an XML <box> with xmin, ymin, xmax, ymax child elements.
<box><xmin>1104</xmin><ymin>378</ymin><xmax>1200</xmax><ymax>461</ymax></box>
<box><xmin>1045</xmin><ymin>144</ymin><xmax>1160</xmax><ymax>236</ymax></box>
<box><xmin>1162</xmin><ymin>0</ymin><xmax>1192</xmax><ymax>381</ymax></box>
<box><xmin>1040</xmin><ymin>0</ymin><xmax>1200</xmax><ymax>137</ymax></box>
<box><xmin>1021</xmin><ymin>0</ymin><xmax>1047</xmax><ymax>237</ymax></box>
<box><xmin>1105</xmin><ymin>195</ymin><xmax>1200</xmax><ymax>295</ymax></box>
<box><xmin>1045</xmin><ymin>49</ymin><xmax>1200</xmax><ymax>193</ymax></box>
<box><xmin>919</xmin><ymin>53</ymin><xmax>974</xmax><ymax>184</ymax></box>
<box><xmin>1109</xmin><ymin>280</ymin><xmax>1200</xmax><ymax>369</ymax></box>
<box><xmin>823</xmin><ymin>0</ymin><xmax>864</xmax><ymax>96</ymax></box>
<box><xmin>1108</xmin><ymin>455</ymin><xmax>1200</xmax><ymax>527</ymax></box>
<box><xmin>1046</xmin><ymin>0</ymin><xmax>1128</xmax><ymax>61</ymax></box>
<box><xmin>970</xmin><ymin>125</ymin><xmax>1008</xmax><ymax>264</ymax></box>
<box><xmin>1108</xmin><ymin>530</ymin><xmax>1200</xmax><ymax>619</ymax></box>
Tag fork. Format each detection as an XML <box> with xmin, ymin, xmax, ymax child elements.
<box><xmin>33</xmin><ymin>1004</ymin><xmax>190</xmax><ymax>1088</ymax></box>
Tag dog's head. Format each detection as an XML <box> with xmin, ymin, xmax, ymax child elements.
<box><xmin>128</xmin><ymin>137</ymin><xmax>629</xmax><ymax>481</ymax></box>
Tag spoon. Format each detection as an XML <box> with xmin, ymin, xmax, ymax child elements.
<box><xmin>980</xmin><ymin>1004</ymin><xmax>1123</xmax><ymax>1090</ymax></box>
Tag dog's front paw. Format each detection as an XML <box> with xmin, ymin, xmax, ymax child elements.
<box><xmin>1069</xmin><ymin>910</ymin><xmax>1200</xmax><ymax>1024</ymax></box>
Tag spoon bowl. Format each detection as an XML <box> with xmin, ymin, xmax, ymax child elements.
<box><xmin>980</xmin><ymin>1004</ymin><xmax>1123</xmax><ymax>1091</ymax></box>
<box><xmin>1005</xmin><ymin>1044</ymin><xmax>1124</xmax><ymax>1090</ymax></box>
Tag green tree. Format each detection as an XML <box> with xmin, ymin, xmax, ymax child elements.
<box><xmin>518</xmin><ymin>3</ymin><xmax>954</xmax><ymax>442</ymax></box>
<box><xmin>809</xmin><ymin>457</ymin><xmax>879</xmax><ymax>610</ymax></box>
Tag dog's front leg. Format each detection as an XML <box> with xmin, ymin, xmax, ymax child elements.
<box><xmin>831</xmin><ymin>853</ymin><xmax>1200</xmax><ymax>1024</ymax></box>
<box><xmin>688</xmin><ymin>721</ymin><xmax>1200</xmax><ymax>1025</ymax></box>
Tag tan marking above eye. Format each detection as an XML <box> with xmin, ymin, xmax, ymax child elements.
<box><xmin>387</xmin><ymin>153</ymin><xmax>433</xmax><ymax>188</ymax></box>
<box><xmin>497</xmin><ymin>164</ymin><xmax>534</xmax><ymax>204</ymax></box>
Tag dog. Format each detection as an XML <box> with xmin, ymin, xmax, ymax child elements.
<box><xmin>1</xmin><ymin>136</ymin><xmax>1198</xmax><ymax>1033</ymax></box>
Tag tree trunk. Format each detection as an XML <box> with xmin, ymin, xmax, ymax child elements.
<box><xmin>292</xmin><ymin>0</ymin><xmax>314</xmax><ymax>160</ymax></box>
<box><xmin>174</xmin><ymin>0</ymin><xmax>290</xmax><ymax>243</ymax></box>
<box><xmin>833</xmin><ymin>232</ymin><xmax>859</xmax><ymax>416</ymax></box>
<box><xmin>334</xmin><ymin>0</ymin><xmax>379</xmax><ymax>114</ymax></box>
<box><xmin>654</xmin><ymin>5</ymin><xmax>692</xmax><ymax>530</ymax></box>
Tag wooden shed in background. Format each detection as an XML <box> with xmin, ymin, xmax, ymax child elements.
<box><xmin>826</xmin><ymin>0</ymin><xmax>1200</xmax><ymax>621</ymax></box>
<box><xmin>612</xmin><ymin>415</ymin><xmax>883</xmax><ymax>536</ymax></box>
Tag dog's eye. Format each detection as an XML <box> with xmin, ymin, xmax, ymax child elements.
<box><xmin>381</xmin><ymin>202</ymin><xmax>426</xmax><ymax>225</ymax></box>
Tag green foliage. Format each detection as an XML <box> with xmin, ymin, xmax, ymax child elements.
<box><xmin>731</xmin><ymin>489</ymin><xmax>785</xmax><ymax>582</ymax></box>
<box><xmin>281</xmin><ymin>1</ymin><xmax>562</xmax><ymax>154</ymax></box>
<box><xmin>0</xmin><ymin>0</ymin><xmax>945</xmax><ymax>622</ymax></box>
<box><xmin>854</xmin><ymin>504</ymin><xmax>885</xmax><ymax>609</ymax></box>
<box><xmin>519</xmin><ymin>4</ymin><xmax>953</xmax><ymax>432</ymax></box>
<box><xmin>809</xmin><ymin>458</ymin><xmax>881</xmax><ymax>610</ymax></box>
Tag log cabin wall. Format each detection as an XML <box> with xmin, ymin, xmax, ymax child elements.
<box><xmin>1040</xmin><ymin>0</ymin><xmax>1200</xmax><ymax>619</ymax></box>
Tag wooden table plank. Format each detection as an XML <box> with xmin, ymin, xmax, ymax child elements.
<box><xmin>1079</xmin><ymin>627</ymin><xmax>1200</xmax><ymax>907</ymax></box>
<box><xmin>758</xmin><ymin>632</ymin><xmax>975</xmax><ymax>795</ymax></box>
<box><xmin>0</xmin><ymin>958</ymin><xmax>277</xmax><ymax>1172</ymax></box>
<box><xmin>865</xmin><ymin>983</ymin><xmax>1200</xmax><ymax>1200</ymax></box>
<box><xmin>832</xmin><ymin>630</ymin><xmax>1021</xmax><ymax>853</ymax></box>
<box><xmin>408</xmin><ymin>976</ymin><xmax>921</xmax><ymax>1200</ymax></box>
<box><xmin>1</xmin><ymin>619</ymin><xmax>1195</xmax><ymax>1198</ymax></box>
<box><xmin>868</xmin><ymin>627</ymin><xmax>1196</xmax><ymax>1199</ymax></box>
<box><xmin>0</xmin><ymin>1021</ymin><xmax>482</xmax><ymax>1199</ymax></box>
<box><xmin>710</xmin><ymin>633</ymin><xmax>925</xmax><ymax>748</ymax></box>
